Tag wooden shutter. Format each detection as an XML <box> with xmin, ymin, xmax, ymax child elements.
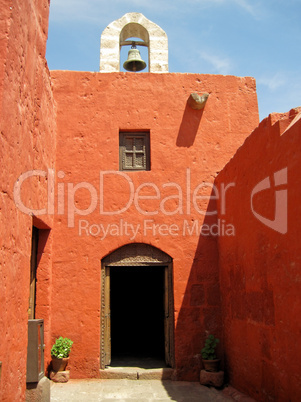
<box><xmin>119</xmin><ymin>132</ymin><xmax>150</xmax><ymax>171</ymax></box>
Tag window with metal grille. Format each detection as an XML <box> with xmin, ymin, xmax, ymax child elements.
<box><xmin>119</xmin><ymin>132</ymin><xmax>150</xmax><ymax>171</ymax></box>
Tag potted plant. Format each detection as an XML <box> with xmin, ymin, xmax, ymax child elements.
<box><xmin>201</xmin><ymin>334</ymin><xmax>220</xmax><ymax>372</ymax></box>
<box><xmin>51</xmin><ymin>336</ymin><xmax>73</xmax><ymax>372</ymax></box>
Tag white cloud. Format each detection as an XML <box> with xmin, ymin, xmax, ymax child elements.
<box><xmin>49</xmin><ymin>0</ymin><xmax>262</xmax><ymax>23</ymax></box>
<box><xmin>257</xmin><ymin>73</ymin><xmax>286</xmax><ymax>91</ymax></box>
<box><xmin>199</xmin><ymin>51</ymin><xmax>232</xmax><ymax>75</ymax></box>
<box><xmin>186</xmin><ymin>0</ymin><xmax>261</xmax><ymax>18</ymax></box>
<box><xmin>233</xmin><ymin>0</ymin><xmax>258</xmax><ymax>17</ymax></box>
<box><xmin>49</xmin><ymin>0</ymin><xmax>176</xmax><ymax>23</ymax></box>
<box><xmin>49</xmin><ymin>0</ymin><xmax>94</xmax><ymax>22</ymax></box>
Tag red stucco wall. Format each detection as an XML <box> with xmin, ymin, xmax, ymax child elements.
<box><xmin>0</xmin><ymin>0</ymin><xmax>56</xmax><ymax>400</ymax></box>
<box><xmin>216</xmin><ymin>108</ymin><xmax>301</xmax><ymax>400</ymax></box>
<box><xmin>50</xmin><ymin>71</ymin><xmax>259</xmax><ymax>380</ymax></box>
<box><xmin>1</xmin><ymin>0</ymin><xmax>300</xmax><ymax>398</ymax></box>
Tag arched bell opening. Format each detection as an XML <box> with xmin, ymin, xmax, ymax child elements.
<box><xmin>120</xmin><ymin>37</ymin><xmax>148</xmax><ymax>72</ymax></box>
<box><xmin>120</xmin><ymin>23</ymin><xmax>149</xmax><ymax>72</ymax></box>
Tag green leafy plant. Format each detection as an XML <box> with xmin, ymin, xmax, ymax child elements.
<box><xmin>201</xmin><ymin>334</ymin><xmax>219</xmax><ymax>360</ymax></box>
<box><xmin>51</xmin><ymin>336</ymin><xmax>73</xmax><ymax>359</ymax></box>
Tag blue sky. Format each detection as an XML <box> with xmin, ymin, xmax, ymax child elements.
<box><xmin>46</xmin><ymin>0</ymin><xmax>301</xmax><ymax>121</ymax></box>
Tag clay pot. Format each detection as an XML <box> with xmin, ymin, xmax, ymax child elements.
<box><xmin>202</xmin><ymin>359</ymin><xmax>220</xmax><ymax>372</ymax></box>
<box><xmin>51</xmin><ymin>356</ymin><xmax>69</xmax><ymax>372</ymax></box>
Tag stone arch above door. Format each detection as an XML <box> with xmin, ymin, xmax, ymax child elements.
<box><xmin>102</xmin><ymin>243</ymin><xmax>172</xmax><ymax>266</ymax></box>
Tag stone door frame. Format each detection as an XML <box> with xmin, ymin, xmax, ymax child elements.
<box><xmin>100</xmin><ymin>243</ymin><xmax>175</xmax><ymax>369</ymax></box>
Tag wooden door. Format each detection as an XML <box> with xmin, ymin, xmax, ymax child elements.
<box><xmin>164</xmin><ymin>264</ymin><xmax>174</xmax><ymax>367</ymax></box>
<box><xmin>28</xmin><ymin>227</ymin><xmax>39</xmax><ymax>319</ymax></box>
<box><xmin>101</xmin><ymin>266</ymin><xmax>111</xmax><ymax>367</ymax></box>
<box><xmin>101</xmin><ymin>262</ymin><xmax>174</xmax><ymax>369</ymax></box>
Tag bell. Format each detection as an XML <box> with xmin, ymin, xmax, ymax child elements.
<box><xmin>123</xmin><ymin>45</ymin><xmax>146</xmax><ymax>72</ymax></box>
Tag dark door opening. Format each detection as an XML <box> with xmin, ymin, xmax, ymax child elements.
<box><xmin>110</xmin><ymin>266</ymin><xmax>165</xmax><ymax>366</ymax></box>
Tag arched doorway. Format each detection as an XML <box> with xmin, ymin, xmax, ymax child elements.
<box><xmin>101</xmin><ymin>243</ymin><xmax>174</xmax><ymax>369</ymax></box>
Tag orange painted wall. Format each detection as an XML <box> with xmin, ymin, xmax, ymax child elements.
<box><xmin>1</xmin><ymin>0</ymin><xmax>300</xmax><ymax>398</ymax></box>
<box><xmin>50</xmin><ymin>71</ymin><xmax>259</xmax><ymax>380</ymax></box>
<box><xmin>0</xmin><ymin>0</ymin><xmax>56</xmax><ymax>400</ymax></box>
<box><xmin>216</xmin><ymin>108</ymin><xmax>301</xmax><ymax>400</ymax></box>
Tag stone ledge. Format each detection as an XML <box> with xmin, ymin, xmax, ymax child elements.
<box><xmin>200</xmin><ymin>370</ymin><xmax>224</xmax><ymax>388</ymax></box>
<box><xmin>138</xmin><ymin>368</ymin><xmax>173</xmax><ymax>380</ymax></box>
<box><xmin>99</xmin><ymin>368</ymin><xmax>138</xmax><ymax>380</ymax></box>
<box><xmin>222</xmin><ymin>386</ymin><xmax>257</xmax><ymax>401</ymax></box>
<box><xmin>49</xmin><ymin>370</ymin><xmax>70</xmax><ymax>383</ymax></box>
<box><xmin>26</xmin><ymin>376</ymin><xmax>50</xmax><ymax>401</ymax></box>
<box><xmin>99</xmin><ymin>367</ymin><xmax>174</xmax><ymax>380</ymax></box>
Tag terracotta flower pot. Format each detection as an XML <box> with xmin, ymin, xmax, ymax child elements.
<box><xmin>202</xmin><ymin>358</ymin><xmax>220</xmax><ymax>372</ymax></box>
<box><xmin>51</xmin><ymin>356</ymin><xmax>69</xmax><ymax>372</ymax></box>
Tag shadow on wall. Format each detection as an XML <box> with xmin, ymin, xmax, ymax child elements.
<box><xmin>174</xmin><ymin>195</ymin><xmax>223</xmax><ymax>381</ymax></box>
<box><xmin>214</xmin><ymin>108</ymin><xmax>301</xmax><ymax>401</ymax></box>
<box><xmin>172</xmin><ymin>107</ymin><xmax>301</xmax><ymax>391</ymax></box>
<box><xmin>176</xmin><ymin>102</ymin><xmax>205</xmax><ymax>147</ymax></box>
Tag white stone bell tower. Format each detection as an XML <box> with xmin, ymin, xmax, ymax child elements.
<box><xmin>100</xmin><ymin>12</ymin><xmax>168</xmax><ymax>73</ymax></box>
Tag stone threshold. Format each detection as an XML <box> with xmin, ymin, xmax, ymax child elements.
<box><xmin>99</xmin><ymin>366</ymin><xmax>174</xmax><ymax>380</ymax></box>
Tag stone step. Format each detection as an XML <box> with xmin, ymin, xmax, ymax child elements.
<box><xmin>99</xmin><ymin>366</ymin><xmax>174</xmax><ymax>380</ymax></box>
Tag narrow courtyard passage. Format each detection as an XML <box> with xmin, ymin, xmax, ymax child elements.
<box><xmin>51</xmin><ymin>378</ymin><xmax>255</xmax><ymax>401</ymax></box>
